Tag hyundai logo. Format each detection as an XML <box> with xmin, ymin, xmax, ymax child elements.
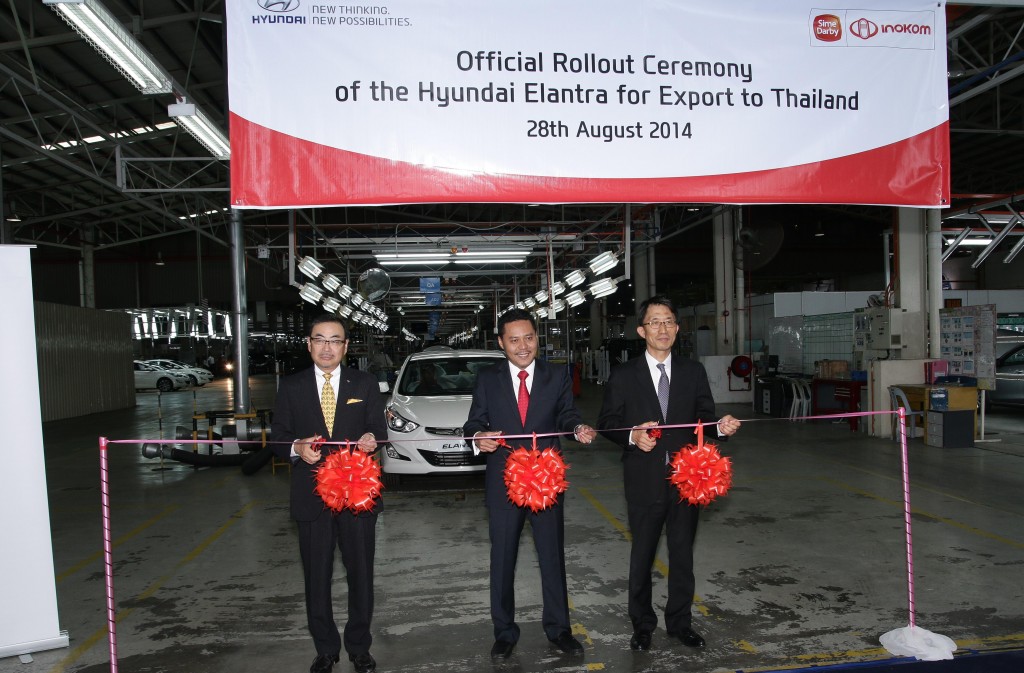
<box><xmin>257</xmin><ymin>0</ymin><xmax>300</xmax><ymax>12</ymax></box>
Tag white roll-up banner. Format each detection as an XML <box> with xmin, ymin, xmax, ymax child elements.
<box><xmin>0</xmin><ymin>246</ymin><xmax>69</xmax><ymax>659</ymax></box>
<box><xmin>227</xmin><ymin>0</ymin><xmax>949</xmax><ymax>208</ymax></box>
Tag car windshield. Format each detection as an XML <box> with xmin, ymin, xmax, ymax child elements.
<box><xmin>398</xmin><ymin>357</ymin><xmax>500</xmax><ymax>395</ymax></box>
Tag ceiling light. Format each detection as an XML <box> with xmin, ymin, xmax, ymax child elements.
<box><xmin>338</xmin><ymin>305</ymin><xmax>354</xmax><ymax>318</ymax></box>
<box><xmin>154</xmin><ymin>252</ymin><xmax>165</xmax><ymax>267</ymax></box>
<box><xmin>320</xmin><ymin>273</ymin><xmax>341</xmax><ymax>292</ymax></box>
<box><xmin>523</xmin><ymin>297</ymin><xmax>536</xmax><ymax>308</ymax></box>
<box><xmin>351</xmin><ymin>293</ymin><xmax>366</xmax><ymax>307</ymax></box>
<box><xmin>322</xmin><ymin>296</ymin><xmax>341</xmax><ymax>313</ymax></box>
<box><xmin>46</xmin><ymin>0</ymin><xmax>172</xmax><ymax>94</ymax></box>
<box><xmin>533</xmin><ymin>289</ymin><xmax>548</xmax><ymax>304</ymax></box>
<box><xmin>588</xmin><ymin>250</ymin><xmax>619</xmax><ymax>276</ymax></box>
<box><xmin>297</xmin><ymin>255</ymin><xmax>324</xmax><ymax>279</ymax></box>
<box><xmin>549</xmin><ymin>281</ymin><xmax>566</xmax><ymax>297</ymax></box>
<box><xmin>564</xmin><ymin>290</ymin><xmax>586</xmax><ymax>307</ymax></box>
<box><xmin>945</xmin><ymin>237</ymin><xmax>993</xmax><ymax>247</ymax></box>
<box><xmin>377</xmin><ymin>259</ymin><xmax>449</xmax><ymax>266</ymax></box>
<box><xmin>452</xmin><ymin>258</ymin><xmax>525</xmax><ymax>264</ymax></box>
<box><xmin>168</xmin><ymin>100</ymin><xmax>231</xmax><ymax>159</ymax></box>
<box><xmin>298</xmin><ymin>283</ymin><xmax>325</xmax><ymax>304</ymax></box>
<box><xmin>375</xmin><ymin>252</ymin><xmax>453</xmax><ymax>259</ymax></box>
<box><xmin>533</xmin><ymin>306</ymin><xmax>547</xmax><ymax>319</ymax></box>
<box><xmin>338</xmin><ymin>284</ymin><xmax>354</xmax><ymax>299</ymax></box>
<box><xmin>588</xmin><ymin>277</ymin><xmax>618</xmax><ymax>299</ymax></box>
<box><xmin>564</xmin><ymin>269</ymin><xmax>587</xmax><ymax>287</ymax></box>
<box><xmin>549</xmin><ymin>299</ymin><xmax>566</xmax><ymax>314</ymax></box>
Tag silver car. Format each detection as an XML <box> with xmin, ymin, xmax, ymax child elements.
<box><xmin>144</xmin><ymin>358</ymin><xmax>215</xmax><ymax>386</ymax></box>
<box><xmin>133</xmin><ymin>361</ymin><xmax>190</xmax><ymax>392</ymax></box>
<box><xmin>381</xmin><ymin>347</ymin><xmax>505</xmax><ymax>486</ymax></box>
<box><xmin>989</xmin><ymin>341</ymin><xmax>1024</xmax><ymax>409</ymax></box>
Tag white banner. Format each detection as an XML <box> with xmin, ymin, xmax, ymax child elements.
<box><xmin>227</xmin><ymin>0</ymin><xmax>949</xmax><ymax>207</ymax></box>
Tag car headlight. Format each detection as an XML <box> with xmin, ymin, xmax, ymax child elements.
<box><xmin>386</xmin><ymin>406</ymin><xmax>420</xmax><ymax>433</ymax></box>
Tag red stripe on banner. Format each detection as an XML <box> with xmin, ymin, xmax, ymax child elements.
<box><xmin>229</xmin><ymin>113</ymin><xmax>949</xmax><ymax>207</ymax></box>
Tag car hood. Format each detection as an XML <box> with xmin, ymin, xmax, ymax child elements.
<box><xmin>390</xmin><ymin>394</ymin><xmax>472</xmax><ymax>427</ymax></box>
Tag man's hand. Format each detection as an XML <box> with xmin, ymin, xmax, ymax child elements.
<box><xmin>718</xmin><ymin>415</ymin><xmax>741</xmax><ymax>436</ymax></box>
<box><xmin>474</xmin><ymin>431</ymin><xmax>504</xmax><ymax>453</ymax></box>
<box><xmin>630</xmin><ymin>421</ymin><xmax>660</xmax><ymax>452</ymax></box>
<box><xmin>574</xmin><ymin>424</ymin><xmax>597</xmax><ymax>444</ymax></box>
<box><xmin>295</xmin><ymin>435</ymin><xmax>324</xmax><ymax>464</ymax></box>
<box><xmin>356</xmin><ymin>432</ymin><xmax>377</xmax><ymax>452</ymax></box>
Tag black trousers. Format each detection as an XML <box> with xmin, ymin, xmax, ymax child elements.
<box><xmin>297</xmin><ymin>509</ymin><xmax>377</xmax><ymax>657</ymax></box>
<box><xmin>488</xmin><ymin>501</ymin><xmax>571</xmax><ymax>643</ymax></box>
<box><xmin>626</xmin><ymin>489</ymin><xmax>700</xmax><ymax>634</ymax></box>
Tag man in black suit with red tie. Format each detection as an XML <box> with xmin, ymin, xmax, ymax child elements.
<box><xmin>271</xmin><ymin>314</ymin><xmax>386</xmax><ymax>673</ymax></box>
<box><xmin>598</xmin><ymin>296</ymin><xmax>741</xmax><ymax>652</ymax></box>
<box><xmin>464</xmin><ymin>308</ymin><xmax>597</xmax><ymax>661</ymax></box>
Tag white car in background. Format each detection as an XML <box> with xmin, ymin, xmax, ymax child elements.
<box><xmin>143</xmin><ymin>359</ymin><xmax>215</xmax><ymax>387</ymax></box>
<box><xmin>133</xmin><ymin>361</ymin><xmax>190</xmax><ymax>392</ymax></box>
<box><xmin>381</xmin><ymin>347</ymin><xmax>505</xmax><ymax>486</ymax></box>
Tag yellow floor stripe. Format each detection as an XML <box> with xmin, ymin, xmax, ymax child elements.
<box><xmin>828</xmin><ymin>480</ymin><xmax>1024</xmax><ymax>549</ymax></box>
<box><xmin>56</xmin><ymin>505</ymin><xmax>180</xmax><ymax>583</ymax></box>
<box><xmin>47</xmin><ymin>500</ymin><xmax>259</xmax><ymax>673</ymax></box>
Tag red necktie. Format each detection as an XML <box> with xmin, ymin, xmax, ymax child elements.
<box><xmin>517</xmin><ymin>370</ymin><xmax>529</xmax><ymax>425</ymax></box>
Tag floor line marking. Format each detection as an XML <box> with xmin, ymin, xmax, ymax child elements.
<box><xmin>47</xmin><ymin>500</ymin><xmax>259</xmax><ymax>673</ymax></box>
<box><xmin>56</xmin><ymin>504</ymin><xmax>180</xmax><ymax>583</ymax></box>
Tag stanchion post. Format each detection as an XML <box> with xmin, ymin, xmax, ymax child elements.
<box><xmin>897</xmin><ymin>407</ymin><xmax>916</xmax><ymax>629</ymax></box>
<box><xmin>98</xmin><ymin>437</ymin><xmax>119</xmax><ymax>672</ymax></box>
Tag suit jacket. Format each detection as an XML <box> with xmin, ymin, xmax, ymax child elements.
<box><xmin>271</xmin><ymin>365</ymin><xmax>388</xmax><ymax>521</ymax></box>
<box><xmin>464</xmin><ymin>358</ymin><xmax>583</xmax><ymax>510</ymax></box>
<box><xmin>597</xmin><ymin>354</ymin><xmax>720</xmax><ymax>507</ymax></box>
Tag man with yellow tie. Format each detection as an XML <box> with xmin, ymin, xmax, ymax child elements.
<box><xmin>271</xmin><ymin>314</ymin><xmax>386</xmax><ymax>673</ymax></box>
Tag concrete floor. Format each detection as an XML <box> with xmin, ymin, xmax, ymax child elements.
<box><xmin>5</xmin><ymin>376</ymin><xmax>1024</xmax><ymax>673</ymax></box>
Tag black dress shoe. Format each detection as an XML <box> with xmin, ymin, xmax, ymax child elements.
<box><xmin>668</xmin><ymin>626</ymin><xmax>706</xmax><ymax>648</ymax></box>
<box><xmin>309</xmin><ymin>653</ymin><xmax>339</xmax><ymax>673</ymax></box>
<box><xmin>630</xmin><ymin>630</ymin><xmax>652</xmax><ymax>650</ymax></box>
<box><xmin>490</xmin><ymin>639</ymin><xmax>516</xmax><ymax>660</ymax></box>
<box><xmin>348</xmin><ymin>652</ymin><xmax>376</xmax><ymax>673</ymax></box>
<box><xmin>550</xmin><ymin>632</ymin><xmax>584</xmax><ymax>655</ymax></box>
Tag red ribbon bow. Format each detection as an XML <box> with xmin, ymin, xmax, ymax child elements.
<box><xmin>667</xmin><ymin>422</ymin><xmax>733</xmax><ymax>506</ymax></box>
<box><xmin>314</xmin><ymin>441</ymin><xmax>384</xmax><ymax>514</ymax></box>
<box><xmin>503</xmin><ymin>433</ymin><xmax>569</xmax><ymax>512</ymax></box>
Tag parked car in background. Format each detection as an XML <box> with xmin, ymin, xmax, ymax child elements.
<box><xmin>143</xmin><ymin>359</ymin><xmax>214</xmax><ymax>386</ymax></box>
<box><xmin>989</xmin><ymin>334</ymin><xmax>1024</xmax><ymax>409</ymax></box>
<box><xmin>133</xmin><ymin>361</ymin><xmax>189</xmax><ymax>392</ymax></box>
<box><xmin>381</xmin><ymin>347</ymin><xmax>505</xmax><ymax>486</ymax></box>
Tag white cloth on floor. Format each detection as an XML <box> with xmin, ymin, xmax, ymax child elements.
<box><xmin>880</xmin><ymin>625</ymin><xmax>956</xmax><ymax>661</ymax></box>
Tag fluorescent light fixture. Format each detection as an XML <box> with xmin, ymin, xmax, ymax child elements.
<box><xmin>549</xmin><ymin>281</ymin><xmax>566</xmax><ymax>297</ymax></box>
<box><xmin>588</xmin><ymin>250</ymin><xmax>619</xmax><ymax>275</ymax></box>
<box><xmin>299</xmin><ymin>283</ymin><xmax>325</xmax><ymax>304</ymax></box>
<box><xmin>338</xmin><ymin>284</ymin><xmax>354</xmax><ymax>299</ymax></box>
<box><xmin>454</xmin><ymin>250</ymin><xmax>529</xmax><ymax>258</ymax></box>
<box><xmin>46</xmin><ymin>0</ymin><xmax>172</xmax><ymax>94</ymax></box>
<box><xmin>533</xmin><ymin>289</ymin><xmax>548</xmax><ymax>304</ymax></box>
<box><xmin>564</xmin><ymin>290</ymin><xmax>586</xmax><ymax>307</ymax></box>
<box><xmin>351</xmin><ymin>293</ymin><xmax>366</xmax><ymax>308</ymax></box>
<box><xmin>588</xmin><ymin>277</ymin><xmax>618</xmax><ymax>299</ymax></box>
<box><xmin>515</xmin><ymin>302</ymin><xmax>525</xmax><ymax>310</ymax></box>
<box><xmin>550</xmin><ymin>299</ymin><xmax>566</xmax><ymax>314</ymax></box>
<box><xmin>322</xmin><ymin>296</ymin><xmax>342</xmax><ymax>313</ymax></box>
<box><xmin>452</xmin><ymin>258</ymin><xmax>524</xmax><ymax>264</ymax></box>
<box><xmin>338</xmin><ymin>305</ymin><xmax>354</xmax><ymax>318</ymax></box>
<box><xmin>523</xmin><ymin>297</ymin><xmax>536</xmax><ymax>308</ymax></box>
<box><xmin>945</xmin><ymin>237</ymin><xmax>993</xmax><ymax>247</ymax></box>
<box><xmin>297</xmin><ymin>256</ymin><xmax>324</xmax><ymax>279</ymax></box>
<box><xmin>533</xmin><ymin>306</ymin><xmax>547</xmax><ymax>319</ymax></box>
<box><xmin>168</xmin><ymin>101</ymin><xmax>231</xmax><ymax>159</ymax></box>
<box><xmin>564</xmin><ymin>269</ymin><xmax>587</xmax><ymax>287</ymax></box>
<box><xmin>375</xmin><ymin>252</ymin><xmax>453</xmax><ymax>259</ymax></box>
<box><xmin>318</xmin><ymin>273</ymin><xmax>341</xmax><ymax>292</ymax></box>
<box><xmin>378</xmin><ymin>259</ymin><xmax>449</xmax><ymax>266</ymax></box>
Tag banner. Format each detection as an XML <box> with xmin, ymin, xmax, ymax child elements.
<box><xmin>227</xmin><ymin>1</ymin><xmax>949</xmax><ymax>208</ymax></box>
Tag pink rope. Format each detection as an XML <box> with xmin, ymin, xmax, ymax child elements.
<box><xmin>897</xmin><ymin>407</ymin><xmax>917</xmax><ymax>628</ymax></box>
<box><xmin>99</xmin><ymin>437</ymin><xmax>119</xmax><ymax>673</ymax></box>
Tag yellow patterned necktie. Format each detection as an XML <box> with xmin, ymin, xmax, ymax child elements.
<box><xmin>321</xmin><ymin>372</ymin><xmax>336</xmax><ymax>433</ymax></box>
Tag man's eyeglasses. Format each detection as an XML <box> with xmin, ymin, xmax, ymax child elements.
<box><xmin>642</xmin><ymin>319</ymin><xmax>677</xmax><ymax>330</ymax></box>
<box><xmin>309</xmin><ymin>337</ymin><xmax>347</xmax><ymax>347</ymax></box>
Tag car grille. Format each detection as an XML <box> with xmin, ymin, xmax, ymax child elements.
<box><xmin>426</xmin><ymin>426</ymin><xmax>463</xmax><ymax>436</ymax></box>
<box><xmin>418</xmin><ymin>450</ymin><xmax>485</xmax><ymax>467</ymax></box>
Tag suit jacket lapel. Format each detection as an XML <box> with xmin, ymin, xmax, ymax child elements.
<box><xmin>634</xmin><ymin>356</ymin><xmax>663</xmax><ymax>421</ymax></box>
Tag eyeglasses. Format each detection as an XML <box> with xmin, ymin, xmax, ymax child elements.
<box><xmin>642</xmin><ymin>319</ymin><xmax>677</xmax><ymax>330</ymax></box>
<box><xmin>309</xmin><ymin>337</ymin><xmax>347</xmax><ymax>347</ymax></box>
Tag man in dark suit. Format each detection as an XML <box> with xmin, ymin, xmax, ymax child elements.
<box><xmin>598</xmin><ymin>296</ymin><xmax>741</xmax><ymax>652</ymax></box>
<box><xmin>464</xmin><ymin>308</ymin><xmax>597</xmax><ymax>661</ymax></box>
<box><xmin>271</xmin><ymin>314</ymin><xmax>386</xmax><ymax>673</ymax></box>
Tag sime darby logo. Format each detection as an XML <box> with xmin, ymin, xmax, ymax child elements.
<box><xmin>812</xmin><ymin>14</ymin><xmax>842</xmax><ymax>42</ymax></box>
<box><xmin>850</xmin><ymin>18</ymin><xmax>879</xmax><ymax>40</ymax></box>
<box><xmin>257</xmin><ymin>0</ymin><xmax>300</xmax><ymax>12</ymax></box>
